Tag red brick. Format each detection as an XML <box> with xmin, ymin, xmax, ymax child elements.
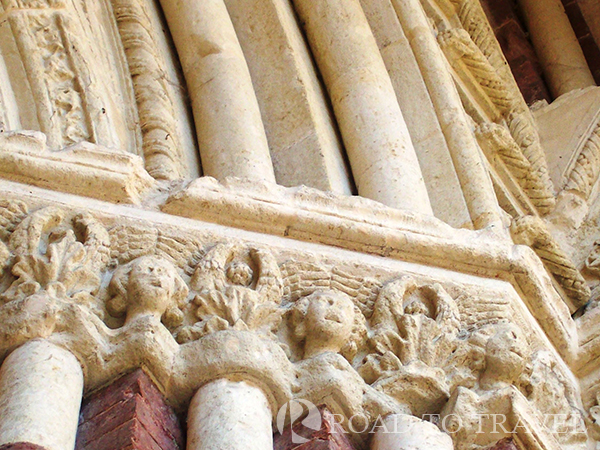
<box><xmin>480</xmin><ymin>0</ymin><xmax>554</xmax><ymax>102</ymax></box>
<box><xmin>480</xmin><ymin>0</ymin><xmax>518</xmax><ymax>29</ymax></box>
<box><xmin>77</xmin><ymin>394</ymin><xmax>179</xmax><ymax>450</ymax></box>
<box><xmin>76</xmin><ymin>370</ymin><xmax>184</xmax><ymax>450</ymax></box>
<box><xmin>274</xmin><ymin>406</ymin><xmax>356</xmax><ymax>450</ymax></box>
<box><xmin>78</xmin><ymin>418</ymin><xmax>163</xmax><ymax>450</ymax></box>
<box><xmin>489</xmin><ymin>437</ymin><xmax>519</xmax><ymax>450</ymax></box>
<box><xmin>0</xmin><ymin>444</ymin><xmax>46</xmax><ymax>450</ymax></box>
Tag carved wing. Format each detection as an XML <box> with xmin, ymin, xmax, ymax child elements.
<box><xmin>251</xmin><ymin>248</ymin><xmax>282</xmax><ymax>304</ymax></box>
<box><xmin>190</xmin><ymin>242</ymin><xmax>233</xmax><ymax>292</ymax></box>
<box><xmin>109</xmin><ymin>224</ymin><xmax>159</xmax><ymax>265</ymax></box>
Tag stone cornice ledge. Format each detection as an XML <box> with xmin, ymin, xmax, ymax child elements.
<box><xmin>0</xmin><ymin>131</ymin><xmax>155</xmax><ymax>204</ymax></box>
<box><xmin>163</xmin><ymin>177</ymin><xmax>578</xmax><ymax>361</ymax></box>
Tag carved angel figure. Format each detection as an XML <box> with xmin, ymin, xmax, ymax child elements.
<box><xmin>440</xmin><ymin>324</ymin><xmax>561</xmax><ymax>450</ymax></box>
<box><xmin>177</xmin><ymin>243</ymin><xmax>283</xmax><ymax>343</ymax></box>
<box><xmin>107</xmin><ymin>255</ymin><xmax>188</xmax><ymax>329</ymax></box>
<box><xmin>361</xmin><ymin>277</ymin><xmax>460</xmax><ymax>416</ymax></box>
<box><xmin>3</xmin><ymin>206</ymin><xmax>110</xmax><ymax>304</ymax></box>
<box><xmin>288</xmin><ymin>290</ymin><xmax>403</xmax><ymax>438</ymax></box>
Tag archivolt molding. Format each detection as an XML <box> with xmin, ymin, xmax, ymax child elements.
<box><xmin>1</xmin><ymin>0</ymin><xmax>91</xmax><ymax>149</ymax></box>
<box><xmin>0</xmin><ymin>0</ymin><xmax>138</xmax><ymax>153</ymax></box>
<box><xmin>0</xmin><ymin>197</ymin><xmax>586</xmax><ymax>447</ymax></box>
<box><xmin>110</xmin><ymin>0</ymin><xmax>188</xmax><ymax>181</ymax></box>
<box><xmin>565</xmin><ymin>119</ymin><xmax>600</xmax><ymax>200</ymax></box>
<box><xmin>510</xmin><ymin>215</ymin><xmax>590</xmax><ymax>311</ymax></box>
<box><xmin>438</xmin><ymin>0</ymin><xmax>556</xmax><ymax>215</ymax></box>
<box><xmin>437</xmin><ymin>28</ymin><xmax>512</xmax><ymax>117</ymax></box>
<box><xmin>476</xmin><ymin>118</ymin><xmax>555</xmax><ymax>215</ymax></box>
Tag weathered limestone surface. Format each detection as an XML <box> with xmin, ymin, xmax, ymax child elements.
<box><xmin>0</xmin><ymin>341</ymin><xmax>83</xmax><ymax>450</ymax></box>
<box><xmin>361</xmin><ymin>0</ymin><xmax>472</xmax><ymax>228</ymax></box>
<box><xmin>157</xmin><ymin>0</ymin><xmax>276</xmax><ymax>183</ymax></box>
<box><xmin>393</xmin><ymin>0</ymin><xmax>502</xmax><ymax>228</ymax></box>
<box><xmin>371</xmin><ymin>414</ymin><xmax>454</xmax><ymax>450</ymax></box>
<box><xmin>225</xmin><ymin>0</ymin><xmax>353</xmax><ymax>194</ymax></box>
<box><xmin>0</xmin><ymin>0</ymin><xmax>599</xmax><ymax>449</ymax></box>
<box><xmin>187</xmin><ymin>380</ymin><xmax>272</xmax><ymax>450</ymax></box>
<box><xmin>292</xmin><ymin>0</ymin><xmax>433</xmax><ymax>214</ymax></box>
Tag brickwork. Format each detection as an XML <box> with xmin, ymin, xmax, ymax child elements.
<box><xmin>480</xmin><ymin>0</ymin><xmax>552</xmax><ymax>104</ymax></box>
<box><xmin>274</xmin><ymin>406</ymin><xmax>356</xmax><ymax>450</ymax></box>
<box><xmin>489</xmin><ymin>437</ymin><xmax>519</xmax><ymax>450</ymax></box>
<box><xmin>75</xmin><ymin>370</ymin><xmax>184</xmax><ymax>450</ymax></box>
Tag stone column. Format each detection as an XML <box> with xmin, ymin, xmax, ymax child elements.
<box><xmin>393</xmin><ymin>0</ymin><xmax>502</xmax><ymax>229</ymax></box>
<box><xmin>518</xmin><ymin>0</ymin><xmax>595</xmax><ymax>97</ymax></box>
<box><xmin>0</xmin><ymin>340</ymin><xmax>84</xmax><ymax>450</ymax></box>
<box><xmin>224</xmin><ymin>0</ymin><xmax>353</xmax><ymax>194</ymax></box>
<box><xmin>157</xmin><ymin>0</ymin><xmax>276</xmax><ymax>183</ymax></box>
<box><xmin>371</xmin><ymin>414</ymin><xmax>454</xmax><ymax>450</ymax></box>
<box><xmin>292</xmin><ymin>0</ymin><xmax>433</xmax><ymax>214</ymax></box>
<box><xmin>187</xmin><ymin>379</ymin><xmax>273</xmax><ymax>450</ymax></box>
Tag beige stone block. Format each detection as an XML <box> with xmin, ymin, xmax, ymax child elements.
<box><xmin>225</xmin><ymin>0</ymin><xmax>352</xmax><ymax>194</ymax></box>
<box><xmin>534</xmin><ymin>86</ymin><xmax>600</xmax><ymax>190</ymax></box>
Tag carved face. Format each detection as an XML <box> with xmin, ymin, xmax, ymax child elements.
<box><xmin>128</xmin><ymin>256</ymin><xmax>177</xmax><ymax>314</ymax></box>
<box><xmin>485</xmin><ymin>325</ymin><xmax>528</xmax><ymax>383</ymax></box>
<box><xmin>226</xmin><ymin>261</ymin><xmax>253</xmax><ymax>286</ymax></box>
<box><xmin>304</xmin><ymin>290</ymin><xmax>355</xmax><ymax>353</ymax></box>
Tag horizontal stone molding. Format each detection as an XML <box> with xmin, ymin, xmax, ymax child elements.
<box><xmin>0</xmin><ymin>131</ymin><xmax>154</xmax><ymax>204</ymax></box>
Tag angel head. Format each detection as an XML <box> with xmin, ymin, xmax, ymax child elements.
<box><xmin>107</xmin><ymin>256</ymin><xmax>189</xmax><ymax>328</ymax></box>
<box><xmin>481</xmin><ymin>323</ymin><xmax>529</xmax><ymax>389</ymax></box>
<box><xmin>289</xmin><ymin>290</ymin><xmax>366</xmax><ymax>361</ymax></box>
<box><xmin>226</xmin><ymin>260</ymin><xmax>253</xmax><ymax>286</ymax></box>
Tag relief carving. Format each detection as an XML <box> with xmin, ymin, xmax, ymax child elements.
<box><xmin>511</xmin><ymin>215</ymin><xmax>590</xmax><ymax>309</ymax></box>
<box><xmin>520</xmin><ymin>351</ymin><xmax>587</xmax><ymax>447</ymax></box>
<box><xmin>362</xmin><ymin>277</ymin><xmax>460</xmax><ymax>416</ymax></box>
<box><xmin>440</xmin><ymin>324</ymin><xmax>541</xmax><ymax>450</ymax></box>
<box><xmin>2</xmin><ymin>206</ymin><xmax>109</xmax><ymax>306</ymax></box>
<box><xmin>476</xmin><ymin>122</ymin><xmax>555</xmax><ymax>216</ymax></box>
<box><xmin>287</xmin><ymin>289</ymin><xmax>403</xmax><ymax>437</ymax></box>
<box><xmin>110</xmin><ymin>0</ymin><xmax>187</xmax><ymax>180</ymax></box>
<box><xmin>0</xmin><ymin>201</ymin><xmax>588</xmax><ymax>446</ymax></box>
<box><xmin>177</xmin><ymin>243</ymin><xmax>283</xmax><ymax>343</ymax></box>
<box><xmin>565</xmin><ymin>120</ymin><xmax>600</xmax><ymax>200</ymax></box>
<box><xmin>2</xmin><ymin>0</ymin><xmax>91</xmax><ymax>148</ymax></box>
<box><xmin>0</xmin><ymin>205</ymin><xmax>109</xmax><ymax>351</ymax></box>
<box><xmin>107</xmin><ymin>255</ymin><xmax>188</xmax><ymax>330</ymax></box>
<box><xmin>445</xmin><ymin>0</ymin><xmax>556</xmax><ymax>215</ymax></box>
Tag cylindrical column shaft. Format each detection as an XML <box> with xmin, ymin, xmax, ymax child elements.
<box><xmin>158</xmin><ymin>0</ymin><xmax>276</xmax><ymax>183</ymax></box>
<box><xmin>393</xmin><ymin>0</ymin><xmax>502</xmax><ymax>229</ymax></box>
<box><xmin>518</xmin><ymin>0</ymin><xmax>595</xmax><ymax>97</ymax></box>
<box><xmin>0</xmin><ymin>340</ymin><xmax>83</xmax><ymax>450</ymax></box>
<box><xmin>292</xmin><ymin>0</ymin><xmax>432</xmax><ymax>214</ymax></box>
<box><xmin>187</xmin><ymin>379</ymin><xmax>273</xmax><ymax>450</ymax></box>
<box><xmin>371</xmin><ymin>414</ymin><xmax>454</xmax><ymax>450</ymax></box>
